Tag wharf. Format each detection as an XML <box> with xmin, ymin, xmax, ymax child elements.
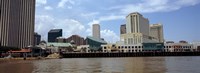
<box><xmin>61</xmin><ymin>52</ymin><xmax>200</xmax><ymax>58</ymax></box>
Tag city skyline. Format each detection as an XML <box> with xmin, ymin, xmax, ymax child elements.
<box><xmin>35</xmin><ymin>0</ymin><xmax>200</xmax><ymax>43</ymax></box>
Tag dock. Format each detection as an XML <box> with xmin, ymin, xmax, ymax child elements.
<box><xmin>61</xmin><ymin>52</ymin><xmax>200</xmax><ymax>58</ymax></box>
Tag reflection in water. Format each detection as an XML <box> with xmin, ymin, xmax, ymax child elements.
<box><xmin>0</xmin><ymin>57</ymin><xmax>200</xmax><ymax>73</ymax></box>
<box><xmin>0</xmin><ymin>60</ymin><xmax>33</xmax><ymax>73</ymax></box>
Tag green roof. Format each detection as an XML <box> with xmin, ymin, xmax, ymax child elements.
<box><xmin>47</xmin><ymin>43</ymin><xmax>72</xmax><ymax>47</ymax></box>
<box><xmin>86</xmin><ymin>36</ymin><xmax>107</xmax><ymax>44</ymax></box>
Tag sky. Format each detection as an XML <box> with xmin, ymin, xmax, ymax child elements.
<box><xmin>35</xmin><ymin>0</ymin><xmax>200</xmax><ymax>43</ymax></box>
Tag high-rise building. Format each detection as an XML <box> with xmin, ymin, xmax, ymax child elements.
<box><xmin>126</xmin><ymin>12</ymin><xmax>149</xmax><ymax>36</ymax></box>
<box><xmin>121</xmin><ymin>12</ymin><xmax>158</xmax><ymax>44</ymax></box>
<box><xmin>150</xmin><ymin>24</ymin><xmax>164</xmax><ymax>42</ymax></box>
<box><xmin>34</xmin><ymin>33</ymin><xmax>41</xmax><ymax>46</ymax></box>
<box><xmin>0</xmin><ymin>0</ymin><xmax>35</xmax><ymax>48</ymax></box>
<box><xmin>92</xmin><ymin>24</ymin><xmax>100</xmax><ymax>39</ymax></box>
<box><xmin>120</xmin><ymin>24</ymin><xmax>126</xmax><ymax>34</ymax></box>
<box><xmin>48</xmin><ymin>29</ymin><xmax>62</xmax><ymax>42</ymax></box>
<box><xmin>66</xmin><ymin>35</ymin><xmax>85</xmax><ymax>46</ymax></box>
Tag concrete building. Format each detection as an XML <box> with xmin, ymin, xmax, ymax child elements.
<box><xmin>34</xmin><ymin>33</ymin><xmax>41</xmax><ymax>46</ymax></box>
<box><xmin>66</xmin><ymin>35</ymin><xmax>86</xmax><ymax>46</ymax></box>
<box><xmin>126</xmin><ymin>12</ymin><xmax>149</xmax><ymax>36</ymax></box>
<box><xmin>0</xmin><ymin>0</ymin><xmax>35</xmax><ymax>48</ymax></box>
<box><xmin>92</xmin><ymin>24</ymin><xmax>100</xmax><ymax>39</ymax></box>
<box><xmin>164</xmin><ymin>43</ymin><xmax>192</xmax><ymax>52</ymax></box>
<box><xmin>150</xmin><ymin>24</ymin><xmax>164</xmax><ymax>42</ymax></box>
<box><xmin>48</xmin><ymin>29</ymin><xmax>62</xmax><ymax>42</ymax></box>
<box><xmin>102</xmin><ymin>42</ymin><xmax>193</xmax><ymax>53</ymax></box>
<box><xmin>47</xmin><ymin>43</ymin><xmax>72</xmax><ymax>53</ymax></box>
<box><xmin>121</xmin><ymin>12</ymin><xmax>158</xmax><ymax>44</ymax></box>
<box><xmin>120</xmin><ymin>24</ymin><xmax>126</xmax><ymax>34</ymax></box>
<box><xmin>191</xmin><ymin>42</ymin><xmax>200</xmax><ymax>51</ymax></box>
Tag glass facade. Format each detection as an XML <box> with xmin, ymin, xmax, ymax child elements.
<box><xmin>86</xmin><ymin>36</ymin><xmax>107</xmax><ymax>51</ymax></box>
<box><xmin>142</xmin><ymin>43</ymin><xmax>164</xmax><ymax>50</ymax></box>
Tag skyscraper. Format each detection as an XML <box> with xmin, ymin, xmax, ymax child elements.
<box><xmin>0</xmin><ymin>0</ymin><xmax>35</xmax><ymax>48</ymax></box>
<box><xmin>120</xmin><ymin>24</ymin><xmax>126</xmax><ymax>34</ymax></box>
<box><xmin>34</xmin><ymin>33</ymin><xmax>41</xmax><ymax>46</ymax></box>
<box><xmin>92</xmin><ymin>24</ymin><xmax>100</xmax><ymax>39</ymax></box>
<box><xmin>121</xmin><ymin>12</ymin><xmax>158</xmax><ymax>44</ymax></box>
<box><xmin>48</xmin><ymin>29</ymin><xmax>62</xmax><ymax>42</ymax></box>
<box><xmin>126</xmin><ymin>12</ymin><xmax>149</xmax><ymax>36</ymax></box>
<box><xmin>150</xmin><ymin>24</ymin><xmax>164</xmax><ymax>42</ymax></box>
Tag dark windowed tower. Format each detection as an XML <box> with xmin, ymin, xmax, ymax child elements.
<box><xmin>120</xmin><ymin>24</ymin><xmax>126</xmax><ymax>34</ymax></box>
<box><xmin>48</xmin><ymin>29</ymin><xmax>62</xmax><ymax>42</ymax></box>
<box><xmin>0</xmin><ymin>0</ymin><xmax>35</xmax><ymax>48</ymax></box>
<box><xmin>34</xmin><ymin>33</ymin><xmax>41</xmax><ymax>46</ymax></box>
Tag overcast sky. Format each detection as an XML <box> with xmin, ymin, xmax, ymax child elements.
<box><xmin>35</xmin><ymin>0</ymin><xmax>200</xmax><ymax>43</ymax></box>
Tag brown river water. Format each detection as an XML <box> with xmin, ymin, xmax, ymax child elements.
<box><xmin>0</xmin><ymin>56</ymin><xmax>200</xmax><ymax>73</ymax></box>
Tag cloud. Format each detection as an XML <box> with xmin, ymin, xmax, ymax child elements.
<box><xmin>101</xmin><ymin>29</ymin><xmax>120</xmax><ymax>43</ymax></box>
<box><xmin>86</xmin><ymin>20</ymin><xmax>100</xmax><ymax>36</ymax></box>
<box><xmin>35</xmin><ymin>15</ymin><xmax>85</xmax><ymax>40</ymax></box>
<box><xmin>57</xmin><ymin>0</ymin><xmax>75</xmax><ymax>8</ymax></box>
<box><xmin>98</xmin><ymin>15</ymin><xmax>125</xmax><ymax>21</ymax></box>
<box><xmin>85</xmin><ymin>14</ymin><xmax>123</xmax><ymax>43</ymax></box>
<box><xmin>56</xmin><ymin>19</ymin><xmax>85</xmax><ymax>38</ymax></box>
<box><xmin>109</xmin><ymin>0</ymin><xmax>200</xmax><ymax>14</ymax></box>
<box><xmin>36</xmin><ymin>0</ymin><xmax>47</xmax><ymax>6</ymax></box>
<box><xmin>44</xmin><ymin>6</ymin><xmax>53</xmax><ymax>10</ymax></box>
<box><xmin>85</xmin><ymin>14</ymin><xmax>124</xmax><ymax>36</ymax></box>
<box><xmin>35</xmin><ymin>15</ymin><xmax>55</xmax><ymax>40</ymax></box>
<box><xmin>81</xmin><ymin>12</ymin><xmax>99</xmax><ymax>20</ymax></box>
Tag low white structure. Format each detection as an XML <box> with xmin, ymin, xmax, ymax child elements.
<box><xmin>164</xmin><ymin>43</ymin><xmax>193</xmax><ymax>52</ymax></box>
<box><xmin>47</xmin><ymin>43</ymin><xmax>72</xmax><ymax>53</ymax></box>
<box><xmin>77</xmin><ymin>45</ymin><xmax>89</xmax><ymax>53</ymax></box>
<box><xmin>102</xmin><ymin>44</ymin><xmax>143</xmax><ymax>53</ymax></box>
<box><xmin>191</xmin><ymin>42</ymin><xmax>200</xmax><ymax>51</ymax></box>
<box><xmin>102</xmin><ymin>43</ymin><xmax>193</xmax><ymax>53</ymax></box>
<box><xmin>120</xmin><ymin>33</ymin><xmax>159</xmax><ymax>45</ymax></box>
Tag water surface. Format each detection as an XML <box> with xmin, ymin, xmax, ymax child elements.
<box><xmin>0</xmin><ymin>57</ymin><xmax>200</xmax><ymax>73</ymax></box>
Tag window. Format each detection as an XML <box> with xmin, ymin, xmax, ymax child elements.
<box><xmin>125</xmin><ymin>46</ymin><xmax>127</xmax><ymax>49</ymax></box>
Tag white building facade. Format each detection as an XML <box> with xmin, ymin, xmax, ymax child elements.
<box><xmin>92</xmin><ymin>24</ymin><xmax>100</xmax><ymax>39</ymax></box>
<box><xmin>121</xmin><ymin>12</ymin><xmax>158</xmax><ymax>44</ymax></box>
<box><xmin>150</xmin><ymin>24</ymin><xmax>164</xmax><ymax>42</ymax></box>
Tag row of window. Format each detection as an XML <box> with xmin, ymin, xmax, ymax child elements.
<box><xmin>164</xmin><ymin>46</ymin><xmax>192</xmax><ymax>49</ymax></box>
<box><xmin>103</xmin><ymin>46</ymin><xmax>192</xmax><ymax>49</ymax></box>
<box><xmin>103</xmin><ymin>49</ymin><xmax>192</xmax><ymax>53</ymax></box>
<box><xmin>103</xmin><ymin>46</ymin><xmax>143</xmax><ymax>49</ymax></box>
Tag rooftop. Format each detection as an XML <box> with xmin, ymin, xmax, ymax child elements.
<box><xmin>86</xmin><ymin>36</ymin><xmax>107</xmax><ymax>44</ymax></box>
<box><xmin>47</xmin><ymin>43</ymin><xmax>72</xmax><ymax>47</ymax></box>
<box><xmin>49</xmin><ymin>29</ymin><xmax>62</xmax><ymax>33</ymax></box>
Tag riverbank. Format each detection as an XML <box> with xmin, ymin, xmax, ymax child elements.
<box><xmin>0</xmin><ymin>53</ymin><xmax>61</xmax><ymax>61</ymax></box>
<box><xmin>0</xmin><ymin>57</ymin><xmax>45</xmax><ymax>61</ymax></box>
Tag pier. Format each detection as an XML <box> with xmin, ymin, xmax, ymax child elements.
<box><xmin>61</xmin><ymin>52</ymin><xmax>200</xmax><ymax>58</ymax></box>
